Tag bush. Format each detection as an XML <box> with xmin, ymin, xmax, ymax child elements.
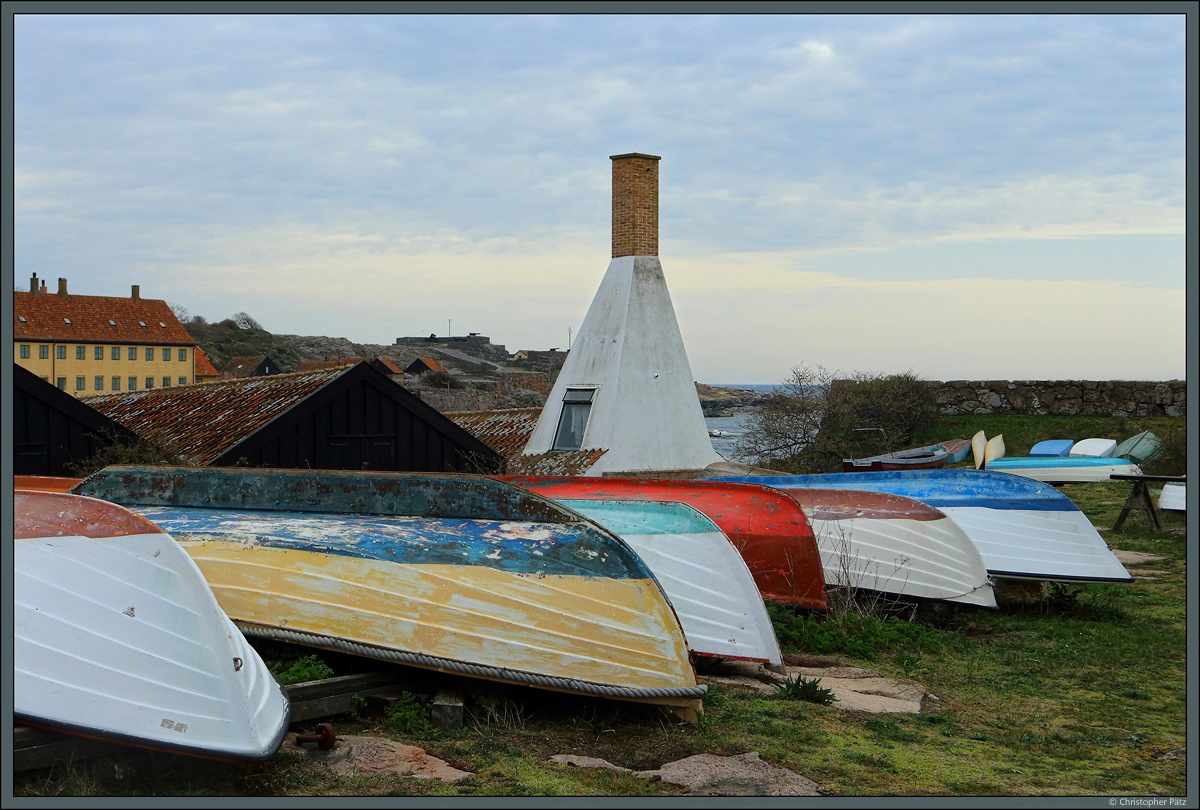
<box><xmin>267</xmin><ymin>654</ymin><xmax>334</xmax><ymax>685</ymax></box>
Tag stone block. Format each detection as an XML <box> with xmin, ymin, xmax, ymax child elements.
<box><xmin>430</xmin><ymin>688</ymin><xmax>464</xmax><ymax>730</ymax></box>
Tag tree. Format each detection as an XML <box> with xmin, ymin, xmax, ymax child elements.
<box><xmin>168</xmin><ymin>302</ymin><xmax>190</xmax><ymax>323</ymax></box>
<box><xmin>734</xmin><ymin>364</ymin><xmax>936</xmax><ymax>473</ymax></box>
<box><xmin>233</xmin><ymin>311</ymin><xmax>263</xmax><ymax>330</ymax></box>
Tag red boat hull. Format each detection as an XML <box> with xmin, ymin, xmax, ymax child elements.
<box><xmin>498</xmin><ymin>476</ymin><xmax>828</xmax><ymax>613</ymax></box>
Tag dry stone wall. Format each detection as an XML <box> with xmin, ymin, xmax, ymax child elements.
<box><xmin>932</xmin><ymin>380</ymin><xmax>1186</xmax><ymax>418</ymax></box>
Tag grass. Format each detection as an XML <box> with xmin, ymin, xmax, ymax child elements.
<box><xmin>12</xmin><ymin>414</ymin><xmax>1190</xmax><ymax>798</ymax></box>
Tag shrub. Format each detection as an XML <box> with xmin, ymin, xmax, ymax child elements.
<box><xmin>383</xmin><ymin>692</ymin><xmax>435</xmax><ymax>737</ymax></box>
<box><xmin>775</xmin><ymin>675</ymin><xmax>837</xmax><ymax>705</ymax></box>
<box><xmin>267</xmin><ymin>654</ymin><xmax>334</xmax><ymax>685</ymax></box>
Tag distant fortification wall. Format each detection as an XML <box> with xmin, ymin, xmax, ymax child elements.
<box><xmin>932</xmin><ymin>380</ymin><xmax>1186</xmax><ymax>418</ymax></box>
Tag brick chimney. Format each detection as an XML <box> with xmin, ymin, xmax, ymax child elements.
<box><xmin>131</xmin><ymin>285</ymin><xmax>140</xmax><ymax>300</ymax></box>
<box><xmin>29</xmin><ymin>273</ymin><xmax>38</xmax><ymax>294</ymax></box>
<box><xmin>57</xmin><ymin>278</ymin><xmax>68</xmax><ymax>296</ymax></box>
<box><xmin>611</xmin><ymin>152</ymin><xmax>660</xmax><ymax>258</ymax></box>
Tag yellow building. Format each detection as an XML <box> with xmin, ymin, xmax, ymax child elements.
<box><xmin>14</xmin><ymin>274</ymin><xmax>204</xmax><ymax>397</ymax></box>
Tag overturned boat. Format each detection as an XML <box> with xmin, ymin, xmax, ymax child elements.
<box><xmin>706</xmin><ymin>469</ymin><xmax>1132</xmax><ymax>584</ymax></box>
<box><xmin>14</xmin><ymin>489</ymin><xmax>290</xmax><ymax>762</ymax></box>
<box><xmin>500</xmin><ymin>475</ymin><xmax>828</xmax><ymax>612</ymax></box>
<box><xmin>981</xmin><ymin>455</ymin><xmax>1143</xmax><ymax>484</ymax></box>
<box><xmin>72</xmin><ymin>466</ymin><xmax>705</xmax><ymax>714</ymax></box>
<box><xmin>555</xmin><ymin>498</ymin><xmax>785</xmax><ymax>670</ymax></box>
<box><xmin>783</xmin><ymin>488</ymin><xmax>996</xmax><ymax>609</ymax></box>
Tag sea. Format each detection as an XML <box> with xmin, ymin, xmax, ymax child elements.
<box><xmin>703</xmin><ymin>384</ymin><xmax>780</xmax><ymax>464</ymax></box>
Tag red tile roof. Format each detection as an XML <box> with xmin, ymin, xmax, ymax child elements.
<box><xmin>14</xmin><ymin>290</ymin><xmax>196</xmax><ymax>346</ymax></box>
<box><xmin>371</xmin><ymin>357</ymin><xmax>405</xmax><ymax>375</ymax></box>
<box><xmin>83</xmin><ymin>367</ymin><xmax>350</xmax><ymax>466</ymax></box>
<box><xmin>194</xmin><ymin>349</ymin><xmax>219</xmax><ymax>378</ymax></box>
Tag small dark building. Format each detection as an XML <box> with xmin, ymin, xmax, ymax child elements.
<box><xmin>84</xmin><ymin>361</ymin><xmax>503</xmax><ymax>473</ymax></box>
<box><xmin>222</xmin><ymin>355</ymin><xmax>281</xmax><ymax>379</ymax></box>
<box><xmin>12</xmin><ymin>363</ymin><xmax>140</xmax><ymax>476</ymax></box>
<box><xmin>405</xmin><ymin>357</ymin><xmax>447</xmax><ymax>376</ymax></box>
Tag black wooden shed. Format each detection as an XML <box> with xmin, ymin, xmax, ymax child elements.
<box><xmin>12</xmin><ymin>363</ymin><xmax>141</xmax><ymax>476</ymax></box>
<box><xmin>83</xmin><ymin>361</ymin><xmax>504</xmax><ymax>473</ymax></box>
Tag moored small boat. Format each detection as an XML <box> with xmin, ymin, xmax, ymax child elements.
<box><xmin>14</xmin><ymin>489</ymin><xmax>290</xmax><ymax>762</ymax></box>
<box><xmin>704</xmin><ymin>469</ymin><xmax>1132</xmax><ymax>584</ymax></box>
<box><xmin>556</xmin><ymin>498</ymin><xmax>785</xmax><ymax>670</ymax></box>
<box><xmin>842</xmin><ymin>444</ymin><xmax>948</xmax><ymax>472</ymax></box>
<box><xmin>939</xmin><ymin>439</ymin><xmax>973</xmax><ymax>465</ymax></box>
<box><xmin>783</xmin><ymin>488</ymin><xmax>996</xmax><ymax>608</ymax></box>
<box><xmin>498</xmin><ymin>475</ymin><xmax>828</xmax><ymax>612</ymax></box>
<box><xmin>72</xmin><ymin>466</ymin><xmax>705</xmax><ymax>713</ymax></box>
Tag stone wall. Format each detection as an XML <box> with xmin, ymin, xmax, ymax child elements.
<box><xmin>931</xmin><ymin>380</ymin><xmax>1186</xmax><ymax>418</ymax></box>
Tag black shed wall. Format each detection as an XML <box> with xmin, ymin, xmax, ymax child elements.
<box><xmin>12</xmin><ymin>364</ymin><xmax>139</xmax><ymax>476</ymax></box>
<box><xmin>212</xmin><ymin>366</ymin><xmax>502</xmax><ymax>473</ymax></box>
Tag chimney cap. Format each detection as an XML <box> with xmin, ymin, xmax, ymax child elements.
<box><xmin>610</xmin><ymin>153</ymin><xmax>660</xmax><ymax>161</ymax></box>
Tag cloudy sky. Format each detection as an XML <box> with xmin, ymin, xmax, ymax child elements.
<box><xmin>11</xmin><ymin>11</ymin><xmax>1190</xmax><ymax>384</ymax></box>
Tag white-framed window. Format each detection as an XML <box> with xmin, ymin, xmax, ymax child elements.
<box><xmin>162</xmin><ymin>348</ymin><xmax>170</xmax><ymax>361</ymax></box>
<box><xmin>128</xmin><ymin>347</ymin><xmax>137</xmax><ymax>360</ymax></box>
<box><xmin>75</xmin><ymin>345</ymin><xmax>85</xmax><ymax>359</ymax></box>
<box><xmin>112</xmin><ymin>376</ymin><xmax>121</xmax><ymax>390</ymax></box>
<box><xmin>178</xmin><ymin>349</ymin><xmax>187</xmax><ymax>362</ymax></box>
<box><xmin>128</xmin><ymin>377</ymin><xmax>137</xmax><ymax>390</ymax></box>
<box><xmin>56</xmin><ymin>345</ymin><xmax>66</xmax><ymax>359</ymax></box>
<box><xmin>95</xmin><ymin>346</ymin><xmax>104</xmax><ymax>360</ymax></box>
<box><xmin>552</xmin><ymin>388</ymin><xmax>597</xmax><ymax>451</ymax></box>
<box><xmin>56</xmin><ymin>377</ymin><xmax>66</xmax><ymax>389</ymax></box>
<box><xmin>145</xmin><ymin>377</ymin><xmax>154</xmax><ymax>389</ymax></box>
<box><xmin>75</xmin><ymin>376</ymin><xmax>85</xmax><ymax>391</ymax></box>
<box><xmin>145</xmin><ymin>348</ymin><xmax>153</xmax><ymax>361</ymax></box>
<box><xmin>112</xmin><ymin>346</ymin><xmax>120</xmax><ymax>360</ymax></box>
<box><xmin>178</xmin><ymin>376</ymin><xmax>187</xmax><ymax>385</ymax></box>
<box><xmin>19</xmin><ymin>345</ymin><xmax>29</xmax><ymax>359</ymax></box>
<box><xmin>163</xmin><ymin>376</ymin><xmax>171</xmax><ymax>387</ymax></box>
<box><xmin>94</xmin><ymin>375</ymin><xmax>104</xmax><ymax>390</ymax></box>
<box><xmin>39</xmin><ymin>345</ymin><xmax>49</xmax><ymax>359</ymax></box>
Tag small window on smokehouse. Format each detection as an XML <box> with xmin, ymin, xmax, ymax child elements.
<box><xmin>552</xmin><ymin>388</ymin><xmax>595</xmax><ymax>451</ymax></box>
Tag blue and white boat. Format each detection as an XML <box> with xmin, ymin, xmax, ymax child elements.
<box><xmin>705</xmin><ymin>469</ymin><xmax>1132</xmax><ymax>584</ymax></box>
<box><xmin>980</xmin><ymin>455</ymin><xmax>1143</xmax><ymax>484</ymax></box>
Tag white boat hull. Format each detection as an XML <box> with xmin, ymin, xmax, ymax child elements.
<box><xmin>1070</xmin><ymin>438</ymin><xmax>1117</xmax><ymax>457</ymax></box>
<box><xmin>14</xmin><ymin>492</ymin><xmax>289</xmax><ymax>761</ymax></box>
<box><xmin>1159</xmin><ymin>482</ymin><xmax>1186</xmax><ymax>512</ymax></box>
<box><xmin>786</xmin><ymin>489</ymin><xmax>996</xmax><ymax>608</ymax></box>
<box><xmin>559</xmin><ymin>499</ymin><xmax>784</xmax><ymax>668</ymax></box>
<box><xmin>937</xmin><ymin>506</ymin><xmax>1132</xmax><ymax>582</ymax></box>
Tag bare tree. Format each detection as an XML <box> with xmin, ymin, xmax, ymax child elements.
<box><xmin>232</xmin><ymin>311</ymin><xmax>263</xmax><ymax>330</ymax></box>
<box><xmin>168</xmin><ymin>302</ymin><xmax>190</xmax><ymax>323</ymax></box>
<box><xmin>734</xmin><ymin>364</ymin><xmax>839</xmax><ymax>469</ymax></box>
<box><xmin>735</xmin><ymin>364</ymin><xmax>936</xmax><ymax>473</ymax></box>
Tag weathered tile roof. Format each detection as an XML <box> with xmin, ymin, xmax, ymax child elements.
<box><xmin>83</xmin><ymin>366</ymin><xmax>350</xmax><ymax>466</ymax></box>
<box><xmin>445</xmin><ymin>407</ymin><xmax>606</xmax><ymax>476</ymax></box>
<box><xmin>446</xmin><ymin>408</ymin><xmax>541</xmax><ymax>458</ymax></box>
<box><xmin>296</xmin><ymin>358</ymin><xmax>360</xmax><ymax>372</ymax></box>
<box><xmin>507</xmin><ymin>448</ymin><xmax>608</xmax><ymax>476</ymax></box>
<box><xmin>14</xmin><ymin>291</ymin><xmax>196</xmax><ymax>346</ymax></box>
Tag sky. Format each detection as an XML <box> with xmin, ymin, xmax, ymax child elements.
<box><xmin>9</xmin><ymin>10</ymin><xmax>1192</xmax><ymax>385</ymax></box>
